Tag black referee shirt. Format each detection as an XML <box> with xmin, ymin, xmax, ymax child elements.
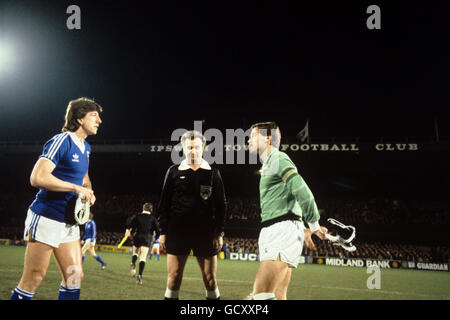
<box><xmin>157</xmin><ymin>161</ymin><xmax>227</xmax><ymax>235</ymax></box>
<box><xmin>126</xmin><ymin>212</ymin><xmax>160</xmax><ymax>238</ymax></box>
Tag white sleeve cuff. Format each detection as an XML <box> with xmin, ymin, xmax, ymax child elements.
<box><xmin>308</xmin><ymin>221</ymin><xmax>320</xmax><ymax>232</ymax></box>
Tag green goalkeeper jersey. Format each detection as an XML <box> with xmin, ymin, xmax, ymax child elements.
<box><xmin>259</xmin><ymin>148</ymin><xmax>320</xmax><ymax>224</ymax></box>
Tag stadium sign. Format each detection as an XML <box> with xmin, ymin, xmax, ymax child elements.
<box><xmin>0</xmin><ymin>239</ymin><xmax>11</xmax><ymax>245</ymax></box>
<box><xmin>416</xmin><ymin>262</ymin><xmax>449</xmax><ymax>272</ymax></box>
<box><xmin>229</xmin><ymin>253</ymin><xmax>259</xmax><ymax>261</ymax></box>
<box><xmin>95</xmin><ymin>244</ymin><xmax>130</xmax><ymax>254</ymax></box>
<box><xmin>315</xmin><ymin>257</ymin><xmax>401</xmax><ymax>269</ymax></box>
<box><xmin>228</xmin><ymin>253</ymin><xmax>307</xmax><ymax>264</ymax></box>
<box><xmin>139</xmin><ymin>143</ymin><xmax>420</xmax><ymax>153</ymax></box>
<box><xmin>403</xmin><ymin>261</ymin><xmax>449</xmax><ymax>272</ymax></box>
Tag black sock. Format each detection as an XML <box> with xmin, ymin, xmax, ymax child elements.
<box><xmin>139</xmin><ymin>260</ymin><xmax>145</xmax><ymax>276</ymax></box>
<box><xmin>131</xmin><ymin>255</ymin><xmax>138</xmax><ymax>267</ymax></box>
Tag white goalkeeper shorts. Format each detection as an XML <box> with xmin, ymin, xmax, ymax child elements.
<box><xmin>152</xmin><ymin>243</ymin><xmax>160</xmax><ymax>249</ymax></box>
<box><xmin>24</xmin><ymin>209</ymin><xmax>80</xmax><ymax>248</ymax></box>
<box><xmin>258</xmin><ymin>220</ymin><xmax>304</xmax><ymax>268</ymax></box>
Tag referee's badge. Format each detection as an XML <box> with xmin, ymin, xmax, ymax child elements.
<box><xmin>200</xmin><ymin>185</ymin><xmax>212</xmax><ymax>200</ymax></box>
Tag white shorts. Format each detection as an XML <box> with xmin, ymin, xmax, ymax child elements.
<box><xmin>152</xmin><ymin>243</ymin><xmax>160</xmax><ymax>249</ymax></box>
<box><xmin>258</xmin><ymin>220</ymin><xmax>304</xmax><ymax>268</ymax></box>
<box><xmin>84</xmin><ymin>238</ymin><xmax>96</xmax><ymax>246</ymax></box>
<box><xmin>24</xmin><ymin>209</ymin><xmax>80</xmax><ymax>248</ymax></box>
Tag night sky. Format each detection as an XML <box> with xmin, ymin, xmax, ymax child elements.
<box><xmin>0</xmin><ymin>0</ymin><xmax>449</xmax><ymax>142</ymax></box>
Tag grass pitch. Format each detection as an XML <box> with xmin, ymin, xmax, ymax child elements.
<box><xmin>1</xmin><ymin>245</ymin><xmax>449</xmax><ymax>300</ymax></box>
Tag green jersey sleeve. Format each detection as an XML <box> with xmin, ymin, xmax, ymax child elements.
<box><xmin>278</xmin><ymin>152</ymin><xmax>320</xmax><ymax>224</ymax></box>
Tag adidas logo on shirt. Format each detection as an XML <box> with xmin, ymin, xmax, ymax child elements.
<box><xmin>72</xmin><ymin>153</ymin><xmax>80</xmax><ymax>162</ymax></box>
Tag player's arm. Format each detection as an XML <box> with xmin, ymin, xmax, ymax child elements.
<box><xmin>157</xmin><ymin>166</ymin><xmax>174</xmax><ymax>248</ymax></box>
<box><xmin>152</xmin><ymin>217</ymin><xmax>161</xmax><ymax>239</ymax></box>
<box><xmin>279</xmin><ymin>155</ymin><xmax>327</xmax><ymax>239</ymax></box>
<box><xmin>92</xmin><ymin>221</ymin><xmax>97</xmax><ymax>240</ymax></box>
<box><xmin>212</xmin><ymin>168</ymin><xmax>227</xmax><ymax>250</ymax></box>
<box><xmin>30</xmin><ymin>158</ymin><xmax>94</xmax><ymax>203</ymax></box>
<box><xmin>82</xmin><ymin>172</ymin><xmax>96</xmax><ymax>205</ymax></box>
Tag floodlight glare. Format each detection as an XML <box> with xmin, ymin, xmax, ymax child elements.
<box><xmin>0</xmin><ymin>42</ymin><xmax>14</xmax><ymax>73</ymax></box>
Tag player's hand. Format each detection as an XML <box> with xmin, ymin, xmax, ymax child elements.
<box><xmin>213</xmin><ymin>235</ymin><xmax>223</xmax><ymax>252</ymax></box>
<box><xmin>313</xmin><ymin>226</ymin><xmax>328</xmax><ymax>240</ymax></box>
<box><xmin>159</xmin><ymin>235</ymin><xmax>166</xmax><ymax>251</ymax></box>
<box><xmin>303</xmin><ymin>228</ymin><xmax>317</xmax><ymax>251</ymax></box>
<box><xmin>89</xmin><ymin>193</ymin><xmax>96</xmax><ymax>206</ymax></box>
<box><xmin>74</xmin><ymin>185</ymin><xmax>94</xmax><ymax>205</ymax></box>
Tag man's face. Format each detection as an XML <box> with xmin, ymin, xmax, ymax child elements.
<box><xmin>79</xmin><ymin>111</ymin><xmax>102</xmax><ymax>135</ymax></box>
<box><xmin>183</xmin><ymin>138</ymin><xmax>204</xmax><ymax>164</ymax></box>
<box><xmin>248</xmin><ymin>128</ymin><xmax>269</xmax><ymax>155</ymax></box>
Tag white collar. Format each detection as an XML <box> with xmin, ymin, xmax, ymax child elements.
<box><xmin>68</xmin><ymin>131</ymin><xmax>86</xmax><ymax>154</ymax></box>
<box><xmin>178</xmin><ymin>159</ymin><xmax>211</xmax><ymax>171</ymax></box>
<box><xmin>142</xmin><ymin>211</ymin><xmax>151</xmax><ymax>214</ymax></box>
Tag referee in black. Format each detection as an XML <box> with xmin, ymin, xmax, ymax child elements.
<box><xmin>124</xmin><ymin>202</ymin><xmax>160</xmax><ymax>285</ymax></box>
<box><xmin>158</xmin><ymin>130</ymin><xmax>227</xmax><ymax>300</ymax></box>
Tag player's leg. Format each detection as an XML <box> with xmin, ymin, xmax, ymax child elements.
<box><xmin>196</xmin><ymin>255</ymin><xmax>220</xmax><ymax>300</ymax></box>
<box><xmin>81</xmin><ymin>241</ymin><xmax>88</xmax><ymax>264</ymax></box>
<box><xmin>53</xmin><ymin>239</ymin><xmax>84</xmax><ymax>300</ymax></box>
<box><xmin>87</xmin><ymin>241</ymin><xmax>106</xmax><ymax>269</ymax></box>
<box><xmin>136</xmin><ymin>246</ymin><xmax>149</xmax><ymax>284</ymax></box>
<box><xmin>11</xmin><ymin>241</ymin><xmax>53</xmax><ymax>300</ymax></box>
<box><xmin>252</xmin><ymin>220</ymin><xmax>303</xmax><ymax>300</ymax></box>
<box><xmin>149</xmin><ymin>247</ymin><xmax>153</xmax><ymax>259</ymax></box>
<box><xmin>156</xmin><ymin>247</ymin><xmax>160</xmax><ymax>261</ymax></box>
<box><xmin>252</xmin><ymin>257</ymin><xmax>289</xmax><ymax>299</ymax></box>
<box><xmin>273</xmin><ymin>266</ymin><xmax>292</xmax><ymax>300</ymax></box>
<box><xmin>165</xmin><ymin>254</ymin><xmax>189</xmax><ymax>300</ymax></box>
<box><xmin>86</xmin><ymin>243</ymin><xmax>96</xmax><ymax>257</ymax></box>
<box><xmin>130</xmin><ymin>245</ymin><xmax>138</xmax><ymax>276</ymax></box>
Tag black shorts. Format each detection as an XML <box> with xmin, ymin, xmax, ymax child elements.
<box><xmin>166</xmin><ymin>225</ymin><xmax>219</xmax><ymax>258</ymax></box>
<box><xmin>133</xmin><ymin>234</ymin><xmax>152</xmax><ymax>248</ymax></box>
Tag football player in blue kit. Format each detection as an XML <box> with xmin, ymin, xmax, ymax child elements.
<box><xmin>10</xmin><ymin>98</ymin><xmax>102</xmax><ymax>300</ymax></box>
<box><xmin>149</xmin><ymin>234</ymin><xmax>160</xmax><ymax>261</ymax></box>
<box><xmin>81</xmin><ymin>213</ymin><xmax>106</xmax><ymax>269</ymax></box>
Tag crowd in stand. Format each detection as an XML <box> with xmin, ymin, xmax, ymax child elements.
<box><xmin>2</xmin><ymin>192</ymin><xmax>449</xmax><ymax>226</ymax></box>
<box><xmin>1</xmin><ymin>192</ymin><xmax>450</xmax><ymax>263</ymax></box>
<box><xmin>221</xmin><ymin>237</ymin><xmax>450</xmax><ymax>264</ymax></box>
<box><xmin>1</xmin><ymin>226</ymin><xmax>449</xmax><ymax>263</ymax></box>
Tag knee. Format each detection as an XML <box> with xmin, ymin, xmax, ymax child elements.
<box><xmin>29</xmin><ymin>268</ymin><xmax>47</xmax><ymax>288</ymax></box>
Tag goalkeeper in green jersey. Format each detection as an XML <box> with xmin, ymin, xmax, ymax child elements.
<box><xmin>247</xmin><ymin>122</ymin><xmax>329</xmax><ymax>300</ymax></box>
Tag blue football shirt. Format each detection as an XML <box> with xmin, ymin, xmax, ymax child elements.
<box><xmin>83</xmin><ymin>220</ymin><xmax>97</xmax><ymax>240</ymax></box>
<box><xmin>29</xmin><ymin>132</ymin><xmax>91</xmax><ymax>223</ymax></box>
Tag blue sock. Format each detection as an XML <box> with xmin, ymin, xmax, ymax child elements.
<box><xmin>149</xmin><ymin>253</ymin><xmax>153</xmax><ymax>260</ymax></box>
<box><xmin>58</xmin><ymin>284</ymin><xmax>80</xmax><ymax>300</ymax></box>
<box><xmin>82</xmin><ymin>254</ymin><xmax>85</xmax><ymax>264</ymax></box>
<box><xmin>157</xmin><ymin>253</ymin><xmax>160</xmax><ymax>261</ymax></box>
<box><xmin>10</xmin><ymin>286</ymin><xmax>34</xmax><ymax>300</ymax></box>
<box><xmin>95</xmin><ymin>255</ymin><xmax>105</xmax><ymax>266</ymax></box>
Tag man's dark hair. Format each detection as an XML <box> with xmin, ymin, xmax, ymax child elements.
<box><xmin>250</xmin><ymin>122</ymin><xmax>281</xmax><ymax>148</ymax></box>
<box><xmin>62</xmin><ymin>97</ymin><xmax>103</xmax><ymax>132</ymax></box>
